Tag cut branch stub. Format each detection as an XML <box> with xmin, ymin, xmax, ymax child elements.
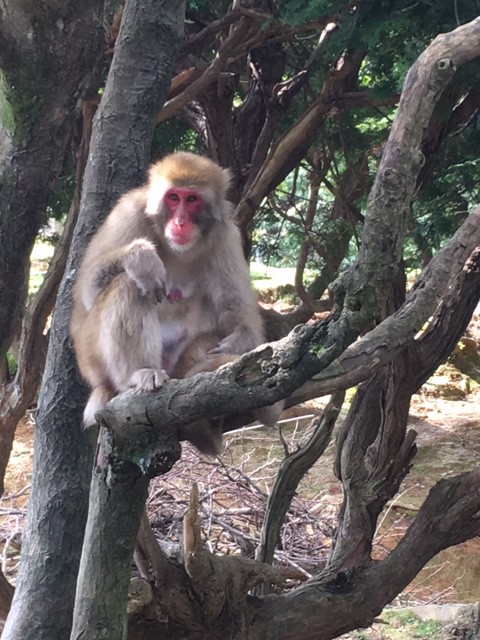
<box><xmin>98</xmin><ymin>403</ymin><xmax>181</xmax><ymax>479</ymax></box>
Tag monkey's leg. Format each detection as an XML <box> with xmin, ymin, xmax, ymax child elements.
<box><xmin>98</xmin><ymin>276</ymin><xmax>167</xmax><ymax>394</ymax></box>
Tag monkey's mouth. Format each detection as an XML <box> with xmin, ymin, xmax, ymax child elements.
<box><xmin>167</xmin><ymin>231</ymin><xmax>198</xmax><ymax>252</ymax></box>
<box><xmin>171</xmin><ymin>234</ymin><xmax>191</xmax><ymax>245</ymax></box>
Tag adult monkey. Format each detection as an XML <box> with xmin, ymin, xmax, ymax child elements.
<box><xmin>71</xmin><ymin>152</ymin><xmax>279</xmax><ymax>452</ymax></box>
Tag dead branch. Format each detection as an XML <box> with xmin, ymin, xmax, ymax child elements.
<box><xmin>256</xmin><ymin>392</ymin><xmax>344</xmax><ymax>568</ymax></box>
<box><xmin>157</xmin><ymin>15</ymin><xmax>266</xmax><ymax>124</ymax></box>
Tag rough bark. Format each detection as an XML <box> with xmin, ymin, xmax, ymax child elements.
<box><xmin>0</xmin><ymin>570</ymin><xmax>13</xmax><ymax>621</ymax></box>
<box><xmin>2</xmin><ymin>9</ymin><xmax>479</xmax><ymax>640</ymax></box>
<box><xmin>234</xmin><ymin>48</ymin><xmax>366</xmax><ymax>228</ymax></box>
<box><xmin>0</xmin><ymin>101</ymin><xmax>93</xmax><ymax>496</ymax></box>
<box><xmin>129</xmin><ymin>485</ymin><xmax>302</xmax><ymax>640</ymax></box>
<box><xmin>97</xmin><ymin>23</ymin><xmax>480</xmax><ymax>638</ymax></box>
<box><xmin>242</xmin><ymin>471</ymin><xmax>480</xmax><ymax>640</ymax></box>
<box><xmin>126</xmin><ymin>468</ymin><xmax>480</xmax><ymax>640</ymax></box>
<box><xmin>102</xmin><ymin>207</ymin><xmax>480</xmax><ymax>440</ymax></box>
<box><xmin>71</xmin><ymin>422</ymin><xmax>181</xmax><ymax>639</ymax></box>
<box><xmin>329</xmin><ymin>242</ymin><xmax>480</xmax><ymax>570</ymax></box>
<box><xmin>292</xmin><ymin>208</ymin><xmax>480</xmax><ymax>405</ymax></box>
<box><xmin>1</xmin><ymin>2</ymin><xmax>185</xmax><ymax>639</ymax></box>
<box><xmin>156</xmin><ymin>13</ymin><xmax>268</xmax><ymax>125</ymax></box>
<box><xmin>95</xmin><ymin>216</ymin><xmax>479</xmax><ymax>640</ymax></box>
<box><xmin>0</xmin><ymin>0</ymin><xmax>105</xmax><ymax>361</ymax></box>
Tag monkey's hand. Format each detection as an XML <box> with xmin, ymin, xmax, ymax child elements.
<box><xmin>128</xmin><ymin>368</ymin><xmax>169</xmax><ymax>392</ymax></box>
<box><xmin>123</xmin><ymin>239</ymin><xmax>167</xmax><ymax>303</ymax></box>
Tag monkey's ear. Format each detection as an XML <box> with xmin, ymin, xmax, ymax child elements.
<box><xmin>145</xmin><ymin>175</ymin><xmax>169</xmax><ymax>216</ymax></box>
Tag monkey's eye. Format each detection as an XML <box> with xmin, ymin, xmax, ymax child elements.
<box><xmin>187</xmin><ymin>195</ymin><xmax>198</xmax><ymax>203</ymax></box>
<box><xmin>168</xmin><ymin>192</ymin><xmax>180</xmax><ymax>202</ymax></box>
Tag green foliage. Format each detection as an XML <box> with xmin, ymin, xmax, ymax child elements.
<box><xmin>71</xmin><ymin>0</ymin><xmax>480</xmax><ymax>278</ymax></box>
<box><xmin>407</xmin><ymin>117</ymin><xmax>480</xmax><ymax>266</ymax></box>
<box><xmin>383</xmin><ymin>610</ymin><xmax>443</xmax><ymax>638</ymax></box>
<box><xmin>187</xmin><ymin>0</ymin><xmax>230</xmax><ymax>21</ymax></box>
<box><xmin>249</xmin><ymin>0</ymin><xmax>480</xmax><ymax>274</ymax></box>
<box><xmin>48</xmin><ymin>175</ymin><xmax>75</xmax><ymax>222</ymax></box>
<box><xmin>36</xmin><ymin>174</ymin><xmax>76</xmax><ymax>244</ymax></box>
<box><xmin>0</xmin><ymin>61</ymin><xmax>46</xmax><ymax>141</ymax></box>
<box><xmin>346</xmin><ymin>609</ymin><xmax>444</xmax><ymax>639</ymax></box>
<box><xmin>6</xmin><ymin>352</ymin><xmax>17</xmax><ymax>377</ymax></box>
<box><xmin>151</xmin><ymin>116</ymin><xmax>204</xmax><ymax>158</ymax></box>
<box><xmin>276</xmin><ymin>0</ymin><xmax>348</xmax><ymax>26</ymax></box>
<box><xmin>0</xmin><ymin>72</ymin><xmax>15</xmax><ymax>133</ymax></box>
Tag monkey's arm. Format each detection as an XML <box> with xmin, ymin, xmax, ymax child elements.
<box><xmin>75</xmin><ymin>194</ymin><xmax>166</xmax><ymax>311</ymax></box>
<box><xmin>208</xmin><ymin>224</ymin><xmax>265</xmax><ymax>355</ymax></box>
<box><xmin>76</xmin><ymin>240</ymin><xmax>166</xmax><ymax>313</ymax></box>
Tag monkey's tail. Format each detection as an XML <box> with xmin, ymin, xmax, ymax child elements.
<box><xmin>83</xmin><ymin>384</ymin><xmax>115</xmax><ymax>427</ymax></box>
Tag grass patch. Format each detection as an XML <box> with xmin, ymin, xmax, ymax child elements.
<box><xmin>250</xmin><ymin>262</ymin><xmax>298</xmax><ymax>289</ymax></box>
<box><xmin>383</xmin><ymin>610</ymin><xmax>443</xmax><ymax>638</ymax></box>
<box><xmin>343</xmin><ymin>610</ymin><xmax>444</xmax><ymax>639</ymax></box>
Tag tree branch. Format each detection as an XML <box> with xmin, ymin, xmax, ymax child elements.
<box><xmin>249</xmin><ymin>470</ymin><xmax>480</xmax><ymax>640</ymax></box>
<box><xmin>294</xmin><ymin>207</ymin><xmax>480</xmax><ymax>405</ymax></box>
<box><xmin>255</xmin><ymin>392</ymin><xmax>345</xmax><ymax>570</ymax></box>
<box><xmin>156</xmin><ymin>16</ymin><xmax>266</xmax><ymax>124</ymax></box>
<box><xmin>235</xmin><ymin>49</ymin><xmax>365</xmax><ymax>227</ymax></box>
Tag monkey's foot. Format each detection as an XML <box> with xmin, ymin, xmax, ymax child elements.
<box><xmin>128</xmin><ymin>368</ymin><xmax>168</xmax><ymax>392</ymax></box>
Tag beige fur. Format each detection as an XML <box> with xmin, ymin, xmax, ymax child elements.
<box><xmin>70</xmin><ymin>152</ymin><xmax>280</xmax><ymax>452</ymax></box>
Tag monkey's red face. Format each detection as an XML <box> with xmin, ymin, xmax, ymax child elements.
<box><xmin>163</xmin><ymin>187</ymin><xmax>204</xmax><ymax>250</ymax></box>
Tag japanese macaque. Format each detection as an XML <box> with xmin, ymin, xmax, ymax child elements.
<box><xmin>70</xmin><ymin>151</ymin><xmax>280</xmax><ymax>453</ymax></box>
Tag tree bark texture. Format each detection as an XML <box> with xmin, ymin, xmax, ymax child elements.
<box><xmin>102</xmin><ymin>207</ymin><xmax>480</xmax><ymax>443</ymax></box>
<box><xmin>255</xmin><ymin>391</ymin><xmax>345</xmax><ymax>569</ymax></box>
<box><xmin>243</xmin><ymin>470</ymin><xmax>480</xmax><ymax>640</ymax></box>
<box><xmin>99</xmin><ymin>205</ymin><xmax>480</xmax><ymax>640</ymax></box>
<box><xmin>2</xmin><ymin>2</ymin><xmax>185</xmax><ymax>639</ymax></box>
<box><xmin>0</xmin><ymin>103</ymin><xmax>93</xmax><ymax>497</ymax></box>
<box><xmin>0</xmin><ymin>0</ymin><xmax>105</xmax><ymax>361</ymax></box>
<box><xmin>2</xmin><ymin>9</ymin><xmax>479</xmax><ymax>640</ymax></box>
<box><xmin>329</xmin><ymin>241</ymin><xmax>480</xmax><ymax>570</ymax></box>
<box><xmin>71</xmin><ymin>423</ymin><xmax>180</xmax><ymax>640</ymax></box>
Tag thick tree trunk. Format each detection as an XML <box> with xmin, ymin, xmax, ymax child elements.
<box><xmin>1</xmin><ymin>2</ymin><xmax>185</xmax><ymax>639</ymax></box>
<box><xmin>0</xmin><ymin>105</ymin><xmax>92</xmax><ymax>496</ymax></box>
<box><xmin>0</xmin><ymin>0</ymin><xmax>105</xmax><ymax>361</ymax></box>
<box><xmin>71</xmin><ymin>423</ymin><xmax>180</xmax><ymax>640</ymax></box>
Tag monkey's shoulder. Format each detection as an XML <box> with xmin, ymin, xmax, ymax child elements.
<box><xmin>91</xmin><ymin>190</ymin><xmax>156</xmax><ymax>248</ymax></box>
<box><xmin>107</xmin><ymin>189</ymin><xmax>150</xmax><ymax>225</ymax></box>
